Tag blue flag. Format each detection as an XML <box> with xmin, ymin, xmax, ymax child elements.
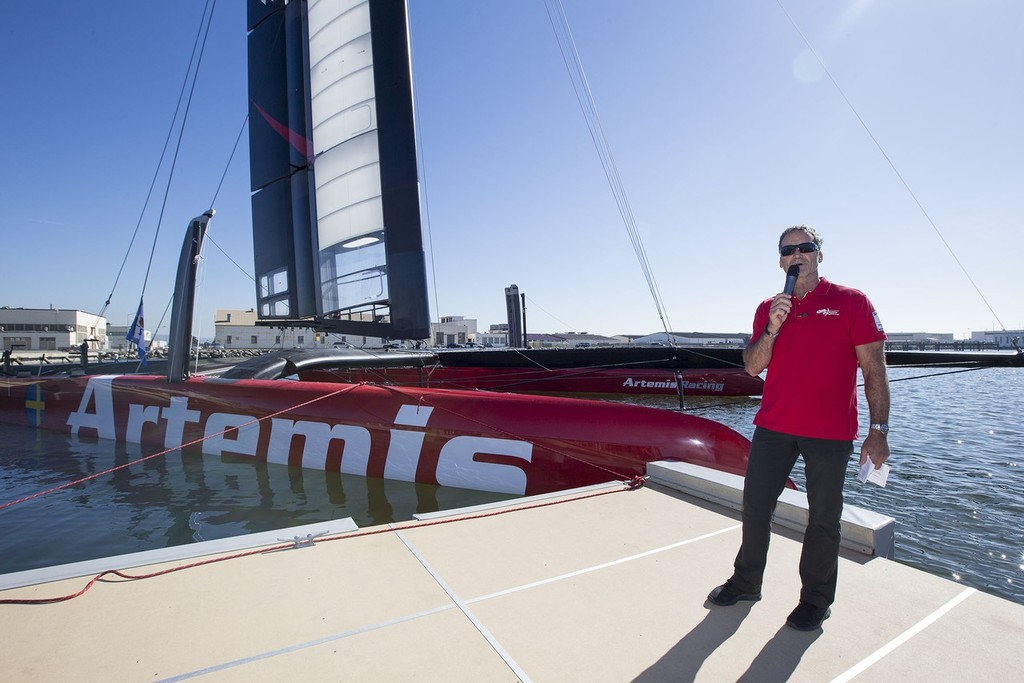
<box><xmin>127</xmin><ymin>299</ymin><xmax>148</xmax><ymax>366</ymax></box>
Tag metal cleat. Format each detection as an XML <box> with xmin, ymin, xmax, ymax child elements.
<box><xmin>279</xmin><ymin>531</ymin><xmax>329</xmax><ymax>549</ymax></box>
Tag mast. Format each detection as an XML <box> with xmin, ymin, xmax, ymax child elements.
<box><xmin>167</xmin><ymin>210</ymin><xmax>213</xmax><ymax>383</ymax></box>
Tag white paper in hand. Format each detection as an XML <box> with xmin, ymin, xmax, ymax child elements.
<box><xmin>858</xmin><ymin>461</ymin><xmax>890</xmax><ymax>487</ymax></box>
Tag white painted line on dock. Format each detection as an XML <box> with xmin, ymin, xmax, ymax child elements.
<box><xmin>467</xmin><ymin>523</ymin><xmax>742</xmax><ymax>604</ymax></box>
<box><xmin>828</xmin><ymin>586</ymin><xmax>977</xmax><ymax>683</ymax></box>
<box><xmin>157</xmin><ymin>604</ymin><xmax>456</xmax><ymax>682</ymax></box>
<box><xmin>393</xmin><ymin>528</ymin><xmax>534</xmax><ymax>683</ymax></box>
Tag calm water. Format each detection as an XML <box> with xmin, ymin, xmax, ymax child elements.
<box><xmin>1</xmin><ymin>367</ymin><xmax>1021</xmax><ymax>605</ymax></box>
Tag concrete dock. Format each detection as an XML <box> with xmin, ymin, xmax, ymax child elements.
<box><xmin>1</xmin><ymin>463</ymin><xmax>1020</xmax><ymax>681</ymax></box>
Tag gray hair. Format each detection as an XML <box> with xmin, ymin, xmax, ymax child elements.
<box><xmin>778</xmin><ymin>224</ymin><xmax>823</xmax><ymax>251</ymax></box>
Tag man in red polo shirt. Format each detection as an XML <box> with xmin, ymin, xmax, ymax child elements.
<box><xmin>708</xmin><ymin>225</ymin><xmax>891</xmax><ymax>631</ymax></box>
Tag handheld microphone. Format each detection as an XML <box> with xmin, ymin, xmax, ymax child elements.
<box><xmin>783</xmin><ymin>264</ymin><xmax>800</xmax><ymax>295</ymax></box>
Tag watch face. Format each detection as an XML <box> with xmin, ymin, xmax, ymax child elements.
<box><xmin>873</xmin><ymin>423</ymin><xmax>889</xmax><ymax>434</ymax></box>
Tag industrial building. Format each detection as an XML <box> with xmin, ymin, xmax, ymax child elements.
<box><xmin>0</xmin><ymin>307</ymin><xmax>107</xmax><ymax>352</ymax></box>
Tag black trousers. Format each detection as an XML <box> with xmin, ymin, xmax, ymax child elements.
<box><xmin>729</xmin><ymin>427</ymin><xmax>852</xmax><ymax>608</ymax></box>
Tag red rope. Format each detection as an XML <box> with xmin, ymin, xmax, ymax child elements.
<box><xmin>0</xmin><ymin>480</ymin><xmax>642</xmax><ymax>606</ymax></box>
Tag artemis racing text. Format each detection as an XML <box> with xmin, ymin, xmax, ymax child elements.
<box><xmin>621</xmin><ymin>377</ymin><xmax>725</xmax><ymax>392</ymax></box>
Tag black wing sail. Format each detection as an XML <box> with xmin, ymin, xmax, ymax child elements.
<box><xmin>247</xmin><ymin>0</ymin><xmax>430</xmax><ymax>340</ymax></box>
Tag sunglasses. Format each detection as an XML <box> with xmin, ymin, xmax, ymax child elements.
<box><xmin>779</xmin><ymin>242</ymin><xmax>819</xmax><ymax>256</ymax></box>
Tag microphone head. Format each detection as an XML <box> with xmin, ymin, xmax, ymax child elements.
<box><xmin>783</xmin><ymin>264</ymin><xmax>800</xmax><ymax>295</ymax></box>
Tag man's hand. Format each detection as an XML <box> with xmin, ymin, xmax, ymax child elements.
<box><xmin>860</xmin><ymin>430</ymin><xmax>890</xmax><ymax>468</ymax></box>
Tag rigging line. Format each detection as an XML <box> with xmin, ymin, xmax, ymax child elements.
<box><xmin>141</xmin><ymin>0</ymin><xmax>219</xmax><ymax>294</ymax></box>
<box><xmin>190</xmin><ymin>107</ymin><xmax>245</xmax><ymax>356</ymax></box>
<box><xmin>542</xmin><ymin>0</ymin><xmax>674</xmax><ymax>335</ymax></box>
<box><xmin>775</xmin><ymin>0</ymin><xmax>1006</xmax><ymax>331</ymax></box>
<box><xmin>198</xmin><ymin>116</ymin><xmax>257</xmax><ymax>286</ymax></box>
<box><xmin>684</xmin><ymin>368</ymin><xmax>993</xmax><ymax>414</ymax></box>
<box><xmin>507</xmin><ymin>347</ymin><xmax>553</xmax><ymax>371</ymax></box>
<box><xmin>674</xmin><ymin>347</ymin><xmax>746</xmax><ymax>370</ymax></box>
<box><xmin>523</xmin><ymin>295</ymin><xmax>577</xmax><ymax>333</ymax></box>
<box><xmin>189</xmin><ymin>113</ymin><xmax>249</xmax><ymax>344</ymax></box>
<box><xmin>883</xmin><ymin>366</ymin><xmax>992</xmax><ymax>383</ymax></box>
<box><xmin>187</xmin><ymin>115</ymin><xmax>248</xmax><ymax>365</ymax></box>
<box><xmin>406</xmin><ymin>13</ymin><xmax>442</xmax><ymax>334</ymax></box>
<box><xmin>97</xmin><ymin>0</ymin><xmax>215</xmax><ymax>318</ymax></box>
<box><xmin>205</xmin><ymin>235</ymin><xmax>256</xmax><ymax>283</ymax></box>
<box><xmin>422</xmin><ymin>174</ymin><xmax>441</xmax><ymax>335</ymax></box>
<box><xmin>208</xmin><ymin>114</ymin><xmax>249</xmax><ymax>209</ymax></box>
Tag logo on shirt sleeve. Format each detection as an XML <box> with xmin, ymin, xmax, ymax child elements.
<box><xmin>872</xmin><ymin>311</ymin><xmax>884</xmax><ymax>332</ymax></box>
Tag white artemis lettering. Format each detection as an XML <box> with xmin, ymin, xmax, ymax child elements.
<box><xmin>436</xmin><ymin>436</ymin><xmax>533</xmax><ymax>495</ymax></box>
<box><xmin>67</xmin><ymin>375</ymin><xmax>117</xmax><ymax>439</ymax></box>
<box><xmin>65</xmin><ymin>378</ymin><xmax>536</xmax><ymax>492</ymax></box>
<box><xmin>267</xmin><ymin>418</ymin><xmax>372</xmax><ymax>472</ymax></box>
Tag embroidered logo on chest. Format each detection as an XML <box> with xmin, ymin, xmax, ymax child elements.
<box><xmin>816</xmin><ymin>308</ymin><xmax>840</xmax><ymax>317</ymax></box>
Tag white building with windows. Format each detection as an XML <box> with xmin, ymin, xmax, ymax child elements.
<box><xmin>432</xmin><ymin>316</ymin><xmax>477</xmax><ymax>347</ymax></box>
<box><xmin>0</xmin><ymin>307</ymin><xmax>108</xmax><ymax>352</ymax></box>
<box><xmin>478</xmin><ymin>324</ymin><xmax>509</xmax><ymax>348</ymax></box>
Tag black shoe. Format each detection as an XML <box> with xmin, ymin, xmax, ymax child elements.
<box><xmin>708</xmin><ymin>581</ymin><xmax>762</xmax><ymax>606</ymax></box>
<box><xmin>786</xmin><ymin>602</ymin><xmax>831</xmax><ymax>631</ymax></box>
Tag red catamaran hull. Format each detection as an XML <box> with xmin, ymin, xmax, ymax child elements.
<box><xmin>1</xmin><ymin>374</ymin><xmax>751</xmax><ymax>496</ymax></box>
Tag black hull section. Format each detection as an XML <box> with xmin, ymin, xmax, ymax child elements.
<box><xmin>436</xmin><ymin>347</ymin><xmax>746</xmax><ymax>370</ymax></box>
<box><xmin>224</xmin><ymin>346</ymin><xmax>747</xmax><ymax>380</ymax></box>
<box><xmin>885</xmin><ymin>350</ymin><xmax>1024</xmax><ymax>367</ymax></box>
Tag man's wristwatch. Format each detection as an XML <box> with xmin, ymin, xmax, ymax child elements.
<box><xmin>870</xmin><ymin>423</ymin><xmax>889</xmax><ymax>435</ymax></box>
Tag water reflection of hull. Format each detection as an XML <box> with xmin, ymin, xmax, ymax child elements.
<box><xmin>0</xmin><ymin>374</ymin><xmax>751</xmax><ymax>497</ymax></box>
<box><xmin>0</xmin><ymin>426</ymin><xmax>510</xmax><ymax>575</ymax></box>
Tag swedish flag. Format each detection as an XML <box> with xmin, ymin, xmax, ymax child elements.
<box><xmin>25</xmin><ymin>384</ymin><xmax>45</xmax><ymax>428</ymax></box>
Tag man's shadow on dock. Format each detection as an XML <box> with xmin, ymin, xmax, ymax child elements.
<box><xmin>633</xmin><ymin>602</ymin><xmax>821</xmax><ymax>682</ymax></box>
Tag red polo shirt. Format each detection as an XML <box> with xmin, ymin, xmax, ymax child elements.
<box><xmin>751</xmin><ymin>278</ymin><xmax>886</xmax><ymax>440</ymax></box>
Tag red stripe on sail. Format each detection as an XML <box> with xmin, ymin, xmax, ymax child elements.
<box><xmin>251</xmin><ymin>100</ymin><xmax>313</xmax><ymax>160</ymax></box>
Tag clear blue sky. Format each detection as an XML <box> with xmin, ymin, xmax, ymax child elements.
<box><xmin>2</xmin><ymin>1</ymin><xmax>1022</xmax><ymax>340</ymax></box>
